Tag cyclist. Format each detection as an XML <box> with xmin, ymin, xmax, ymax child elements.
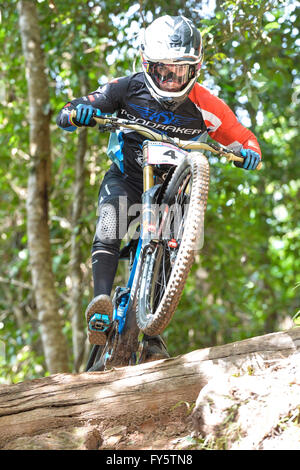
<box><xmin>57</xmin><ymin>15</ymin><xmax>262</xmax><ymax>362</ymax></box>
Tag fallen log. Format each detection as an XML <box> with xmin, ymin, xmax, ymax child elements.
<box><xmin>0</xmin><ymin>327</ymin><xmax>299</xmax><ymax>450</ymax></box>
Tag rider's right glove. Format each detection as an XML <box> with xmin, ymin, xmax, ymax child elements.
<box><xmin>70</xmin><ymin>104</ymin><xmax>102</xmax><ymax>127</ymax></box>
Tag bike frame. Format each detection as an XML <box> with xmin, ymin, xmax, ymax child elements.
<box><xmin>112</xmin><ymin>140</ymin><xmax>164</xmax><ymax>336</ymax></box>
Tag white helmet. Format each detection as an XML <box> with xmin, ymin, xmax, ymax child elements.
<box><xmin>140</xmin><ymin>15</ymin><xmax>203</xmax><ymax>110</ymax></box>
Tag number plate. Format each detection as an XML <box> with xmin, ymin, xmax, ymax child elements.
<box><xmin>146</xmin><ymin>141</ymin><xmax>187</xmax><ymax>166</ymax></box>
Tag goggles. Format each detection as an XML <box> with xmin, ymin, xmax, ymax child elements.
<box><xmin>147</xmin><ymin>62</ymin><xmax>196</xmax><ymax>92</ymax></box>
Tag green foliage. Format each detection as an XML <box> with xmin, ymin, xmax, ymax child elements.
<box><xmin>0</xmin><ymin>321</ymin><xmax>46</xmax><ymax>384</ymax></box>
<box><xmin>0</xmin><ymin>0</ymin><xmax>299</xmax><ymax>381</ymax></box>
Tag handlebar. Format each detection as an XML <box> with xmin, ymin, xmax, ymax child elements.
<box><xmin>70</xmin><ymin>110</ymin><xmax>262</xmax><ymax>170</ymax></box>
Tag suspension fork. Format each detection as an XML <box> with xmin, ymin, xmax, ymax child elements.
<box><xmin>142</xmin><ymin>141</ymin><xmax>159</xmax><ymax>246</ymax></box>
<box><xmin>143</xmin><ymin>141</ymin><xmax>154</xmax><ymax>192</ymax></box>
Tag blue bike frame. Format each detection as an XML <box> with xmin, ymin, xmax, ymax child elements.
<box><xmin>113</xmin><ymin>236</ymin><xmax>143</xmax><ymax>334</ymax></box>
<box><xmin>112</xmin><ymin>141</ymin><xmax>163</xmax><ymax>336</ymax></box>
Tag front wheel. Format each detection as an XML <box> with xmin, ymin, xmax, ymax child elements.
<box><xmin>137</xmin><ymin>152</ymin><xmax>210</xmax><ymax>336</ymax></box>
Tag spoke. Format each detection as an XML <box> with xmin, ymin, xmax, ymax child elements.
<box><xmin>145</xmin><ymin>167</ymin><xmax>192</xmax><ymax>316</ymax></box>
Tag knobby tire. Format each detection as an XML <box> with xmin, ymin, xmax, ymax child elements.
<box><xmin>136</xmin><ymin>152</ymin><xmax>210</xmax><ymax>336</ymax></box>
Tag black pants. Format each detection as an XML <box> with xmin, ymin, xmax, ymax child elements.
<box><xmin>91</xmin><ymin>164</ymin><xmax>143</xmax><ymax>297</ymax></box>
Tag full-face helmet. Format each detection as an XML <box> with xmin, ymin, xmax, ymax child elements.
<box><xmin>140</xmin><ymin>15</ymin><xmax>203</xmax><ymax>110</ymax></box>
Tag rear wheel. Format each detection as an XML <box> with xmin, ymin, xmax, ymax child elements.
<box><xmin>137</xmin><ymin>152</ymin><xmax>210</xmax><ymax>336</ymax></box>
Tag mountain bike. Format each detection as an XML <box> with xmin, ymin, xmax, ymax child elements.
<box><xmin>81</xmin><ymin>112</ymin><xmax>262</xmax><ymax>372</ymax></box>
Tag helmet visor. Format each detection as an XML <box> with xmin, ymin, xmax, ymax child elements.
<box><xmin>149</xmin><ymin>63</ymin><xmax>195</xmax><ymax>92</ymax></box>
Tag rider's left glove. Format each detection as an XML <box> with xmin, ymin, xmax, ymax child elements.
<box><xmin>70</xmin><ymin>104</ymin><xmax>101</xmax><ymax>127</ymax></box>
<box><xmin>237</xmin><ymin>148</ymin><xmax>261</xmax><ymax>170</ymax></box>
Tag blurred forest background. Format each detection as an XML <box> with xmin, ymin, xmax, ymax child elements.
<box><xmin>0</xmin><ymin>0</ymin><xmax>299</xmax><ymax>383</ymax></box>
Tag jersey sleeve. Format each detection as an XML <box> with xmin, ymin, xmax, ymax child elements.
<box><xmin>56</xmin><ymin>76</ymin><xmax>129</xmax><ymax>132</ymax></box>
<box><xmin>189</xmin><ymin>84</ymin><xmax>262</xmax><ymax>157</ymax></box>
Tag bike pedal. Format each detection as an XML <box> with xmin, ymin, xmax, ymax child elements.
<box><xmin>89</xmin><ymin>313</ymin><xmax>111</xmax><ymax>332</ymax></box>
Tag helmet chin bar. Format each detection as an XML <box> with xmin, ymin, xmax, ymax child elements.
<box><xmin>146</xmin><ymin>78</ymin><xmax>194</xmax><ymax>111</ymax></box>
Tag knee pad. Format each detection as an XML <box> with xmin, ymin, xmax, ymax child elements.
<box><xmin>97</xmin><ymin>201</ymin><xmax>119</xmax><ymax>241</ymax></box>
<box><xmin>93</xmin><ymin>197</ymin><xmax>128</xmax><ymax>250</ymax></box>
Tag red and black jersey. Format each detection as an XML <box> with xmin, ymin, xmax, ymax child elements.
<box><xmin>189</xmin><ymin>84</ymin><xmax>261</xmax><ymax>155</ymax></box>
<box><xmin>57</xmin><ymin>72</ymin><xmax>261</xmax><ymax>179</ymax></box>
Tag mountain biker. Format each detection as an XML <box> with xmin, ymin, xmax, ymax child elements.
<box><xmin>56</xmin><ymin>15</ymin><xmax>262</xmax><ymax>362</ymax></box>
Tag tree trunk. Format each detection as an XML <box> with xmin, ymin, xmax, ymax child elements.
<box><xmin>18</xmin><ymin>0</ymin><xmax>69</xmax><ymax>373</ymax></box>
<box><xmin>70</xmin><ymin>125</ymin><xmax>88</xmax><ymax>372</ymax></box>
<box><xmin>0</xmin><ymin>327</ymin><xmax>299</xmax><ymax>450</ymax></box>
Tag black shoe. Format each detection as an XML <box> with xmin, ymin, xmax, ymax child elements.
<box><xmin>140</xmin><ymin>334</ymin><xmax>170</xmax><ymax>363</ymax></box>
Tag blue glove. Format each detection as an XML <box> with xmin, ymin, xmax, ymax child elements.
<box><xmin>240</xmin><ymin>148</ymin><xmax>261</xmax><ymax>170</ymax></box>
<box><xmin>74</xmin><ymin>104</ymin><xmax>101</xmax><ymax>126</ymax></box>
